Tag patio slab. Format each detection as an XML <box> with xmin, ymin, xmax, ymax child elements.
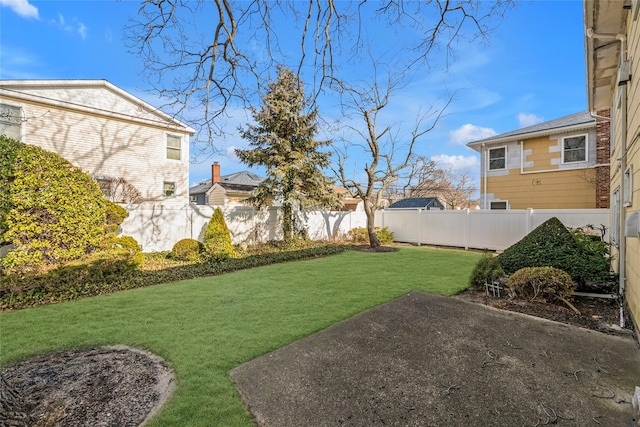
<box><xmin>231</xmin><ymin>292</ymin><xmax>640</xmax><ymax>426</ymax></box>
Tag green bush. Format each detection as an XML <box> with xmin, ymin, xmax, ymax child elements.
<box><xmin>349</xmin><ymin>227</ymin><xmax>394</xmax><ymax>245</ymax></box>
<box><xmin>110</xmin><ymin>236</ymin><xmax>142</xmax><ymax>253</ymax></box>
<box><xmin>506</xmin><ymin>266</ymin><xmax>576</xmax><ymax>303</ymax></box>
<box><xmin>103</xmin><ymin>202</ymin><xmax>129</xmax><ymax>236</ymax></box>
<box><xmin>1</xmin><ymin>137</ymin><xmax>108</xmax><ymax>272</ymax></box>
<box><xmin>172</xmin><ymin>238</ymin><xmax>203</xmax><ymax>262</ymax></box>
<box><xmin>468</xmin><ymin>252</ymin><xmax>504</xmax><ymax>290</ymax></box>
<box><xmin>203</xmin><ymin>208</ymin><xmax>236</xmax><ymax>261</ymax></box>
<box><xmin>1</xmin><ymin>249</ymin><xmax>143</xmax><ymax>308</ymax></box>
<box><xmin>498</xmin><ymin>217</ymin><xmax>610</xmax><ymax>287</ymax></box>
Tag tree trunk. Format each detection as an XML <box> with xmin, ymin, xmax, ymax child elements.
<box><xmin>365</xmin><ymin>203</ymin><xmax>380</xmax><ymax>248</ymax></box>
<box><xmin>282</xmin><ymin>204</ymin><xmax>293</xmax><ymax>241</ymax></box>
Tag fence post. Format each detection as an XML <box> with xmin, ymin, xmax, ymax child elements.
<box><xmin>465</xmin><ymin>208</ymin><xmax>470</xmax><ymax>250</ymax></box>
<box><xmin>527</xmin><ymin>208</ymin><xmax>534</xmax><ymax>234</ymax></box>
<box><xmin>417</xmin><ymin>208</ymin><xmax>422</xmax><ymax>246</ymax></box>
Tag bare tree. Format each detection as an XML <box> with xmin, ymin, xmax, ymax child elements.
<box><xmin>403</xmin><ymin>156</ymin><xmax>476</xmax><ymax>209</ymax></box>
<box><xmin>332</xmin><ymin>73</ymin><xmax>452</xmax><ymax>248</ymax></box>
<box><xmin>93</xmin><ymin>175</ymin><xmax>142</xmax><ymax>204</ymax></box>
<box><xmin>126</xmin><ymin>1</ymin><xmax>514</xmax><ymax>145</ymax></box>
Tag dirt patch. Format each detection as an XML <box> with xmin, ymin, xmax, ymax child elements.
<box><xmin>454</xmin><ymin>288</ymin><xmax>635</xmax><ymax>337</ymax></box>
<box><xmin>1</xmin><ymin>346</ymin><xmax>174</xmax><ymax>427</ymax></box>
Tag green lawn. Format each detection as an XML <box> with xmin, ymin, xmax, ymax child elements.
<box><xmin>0</xmin><ymin>246</ymin><xmax>481</xmax><ymax>426</ymax></box>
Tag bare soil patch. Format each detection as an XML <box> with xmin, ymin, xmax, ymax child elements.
<box><xmin>454</xmin><ymin>288</ymin><xmax>635</xmax><ymax>336</ymax></box>
<box><xmin>1</xmin><ymin>346</ymin><xmax>174</xmax><ymax>427</ymax></box>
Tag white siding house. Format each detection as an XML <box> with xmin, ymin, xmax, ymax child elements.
<box><xmin>0</xmin><ymin>79</ymin><xmax>195</xmax><ymax>206</ymax></box>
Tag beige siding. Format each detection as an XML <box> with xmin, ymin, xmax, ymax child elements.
<box><xmin>487</xmin><ymin>168</ymin><xmax>597</xmax><ymax>209</ymax></box>
<box><xmin>208</xmin><ymin>186</ymin><xmax>226</xmax><ymax>206</ymax></box>
<box><xmin>623</xmin><ymin>11</ymin><xmax>640</xmax><ymax>328</ymax></box>
<box><xmin>0</xmin><ymin>90</ymin><xmax>190</xmax><ymax>205</ymax></box>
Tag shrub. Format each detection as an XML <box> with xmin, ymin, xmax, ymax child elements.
<box><xmin>468</xmin><ymin>252</ymin><xmax>504</xmax><ymax>290</ymax></box>
<box><xmin>349</xmin><ymin>227</ymin><xmax>394</xmax><ymax>245</ymax></box>
<box><xmin>1</xmin><ymin>137</ymin><xmax>108</xmax><ymax>272</ymax></box>
<box><xmin>172</xmin><ymin>238</ymin><xmax>203</xmax><ymax>262</ymax></box>
<box><xmin>203</xmin><ymin>208</ymin><xmax>236</xmax><ymax>261</ymax></box>
<box><xmin>498</xmin><ymin>217</ymin><xmax>610</xmax><ymax>287</ymax></box>
<box><xmin>1</xmin><ymin>249</ymin><xmax>143</xmax><ymax>308</ymax></box>
<box><xmin>506</xmin><ymin>266</ymin><xmax>576</xmax><ymax>307</ymax></box>
<box><xmin>110</xmin><ymin>236</ymin><xmax>142</xmax><ymax>253</ymax></box>
<box><xmin>103</xmin><ymin>202</ymin><xmax>129</xmax><ymax>235</ymax></box>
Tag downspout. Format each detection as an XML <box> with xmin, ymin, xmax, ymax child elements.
<box><xmin>586</xmin><ymin>28</ymin><xmax>627</xmax><ymax>327</ymax></box>
<box><xmin>482</xmin><ymin>143</ymin><xmax>487</xmax><ymax>209</ymax></box>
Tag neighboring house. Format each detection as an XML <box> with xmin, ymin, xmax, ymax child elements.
<box><xmin>189</xmin><ymin>163</ymin><xmax>264</xmax><ymax>206</ymax></box>
<box><xmin>388</xmin><ymin>197</ymin><xmax>444</xmax><ymax>210</ymax></box>
<box><xmin>467</xmin><ymin>111</ymin><xmax>610</xmax><ymax>210</ymax></box>
<box><xmin>0</xmin><ymin>79</ymin><xmax>195</xmax><ymax>205</ymax></box>
<box><xmin>333</xmin><ymin>186</ymin><xmax>364</xmax><ymax>211</ymax></box>
<box><xmin>584</xmin><ymin>0</ymin><xmax>640</xmax><ymax>329</ymax></box>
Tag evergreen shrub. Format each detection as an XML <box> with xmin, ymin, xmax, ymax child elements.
<box><xmin>203</xmin><ymin>208</ymin><xmax>236</xmax><ymax>261</ymax></box>
<box><xmin>497</xmin><ymin>217</ymin><xmax>610</xmax><ymax>287</ymax></box>
<box><xmin>1</xmin><ymin>137</ymin><xmax>107</xmax><ymax>271</ymax></box>
<box><xmin>172</xmin><ymin>238</ymin><xmax>203</xmax><ymax>262</ymax></box>
<box><xmin>468</xmin><ymin>252</ymin><xmax>504</xmax><ymax>290</ymax></box>
<box><xmin>506</xmin><ymin>266</ymin><xmax>576</xmax><ymax>302</ymax></box>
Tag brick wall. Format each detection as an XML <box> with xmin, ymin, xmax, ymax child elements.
<box><xmin>595</xmin><ymin>109</ymin><xmax>611</xmax><ymax>208</ymax></box>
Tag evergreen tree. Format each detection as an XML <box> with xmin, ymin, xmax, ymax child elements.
<box><xmin>236</xmin><ymin>66</ymin><xmax>338</xmax><ymax>241</ymax></box>
<box><xmin>203</xmin><ymin>208</ymin><xmax>235</xmax><ymax>261</ymax></box>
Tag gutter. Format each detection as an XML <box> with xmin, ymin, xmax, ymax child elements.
<box><xmin>586</xmin><ymin>28</ymin><xmax>627</xmax><ymax>328</ymax></box>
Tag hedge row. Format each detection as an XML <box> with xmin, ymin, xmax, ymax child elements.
<box><xmin>0</xmin><ymin>243</ymin><xmax>354</xmax><ymax>310</ymax></box>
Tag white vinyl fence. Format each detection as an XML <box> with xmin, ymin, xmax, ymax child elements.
<box><xmin>378</xmin><ymin>208</ymin><xmax>611</xmax><ymax>251</ymax></box>
<box><xmin>120</xmin><ymin>203</ymin><xmax>368</xmax><ymax>252</ymax></box>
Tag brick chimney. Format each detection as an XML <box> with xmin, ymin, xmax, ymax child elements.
<box><xmin>212</xmin><ymin>162</ymin><xmax>221</xmax><ymax>184</ymax></box>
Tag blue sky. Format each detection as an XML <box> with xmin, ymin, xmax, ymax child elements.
<box><xmin>0</xmin><ymin>0</ymin><xmax>588</xmax><ymax>192</ymax></box>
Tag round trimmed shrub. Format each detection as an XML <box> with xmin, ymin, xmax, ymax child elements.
<box><xmin>110</xmin><ymin>236</ymin><xmax>142</xmax><ymax>253</ymax></box>
<box><xmin>506</xmin><ymin>266</ymin><xmax>576</xmax><ymax>302</ymax></box>
<box><xmin>172</xmin><ymin>238</ymin><xmax>203</xmax><ymax>262</ymax></box>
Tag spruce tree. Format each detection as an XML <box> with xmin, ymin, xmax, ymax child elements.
<box><xmin>236</xmin><ymin>66</ymin><xmax>338</xmax><ymax>241</ymax></box>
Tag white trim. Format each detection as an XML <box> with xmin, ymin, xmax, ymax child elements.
<box><xmin>623</xmin><ymin>165</ymin><xmax>633</xmax><ymax>207</ymax></box>
<box><xmin>0</xmin><ymin>80</ymin><xmax>195</xmax><ymax>134</ymax></box>
<box><xmin>487</xmin><ymin>146</ymin><xmax>507</xmax><ymax>171</ymax></box>
<box><xmin>561</xmin><ymin>133</ymin><xmax>588</xmax><ymax>164</ymax></box>
<box><xmin>166</xmin><ymin>132</ymin><xmax>182</xmax><ymax>161</ymax></box>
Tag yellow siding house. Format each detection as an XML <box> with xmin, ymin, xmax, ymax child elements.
<box><xmin>584</xmin><ymin>0</ymin><xmax>640</xmax><ymax>331</ymax></box>
<box><xmin>467</xmin><ymin>111</ymin><xmax>610</xmax><ymax>210</ymax></box>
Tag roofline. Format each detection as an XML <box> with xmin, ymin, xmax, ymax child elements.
<box><xmin>466</xmin><ymin>121</ymin><xmax>595</xmax><ymax>151</ymax></box>
<box><xmin>0</xmin><ymin>79</ymin><xmax>196</xmax><ymax>135</ymax></box>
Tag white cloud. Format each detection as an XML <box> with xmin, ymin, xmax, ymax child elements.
<box><xmin>50</xmin><ymin>13</ymin><xmax>88</xmax><ymax>39</ymax></box>
<box><xmin>448</xmin><ymin>123</ymin><xmax>497</xmax><ymax>145</ymax></box>
<box><xmin>431</xmin><ymin>154</ymin><xmax>479</xmax><ymax>170</ymax></box>
<box><xmin>517</xmin><ymin>113</ymin><xmax>544</xmax><ymax>128</ymax></box>
<box><xmin>0</xmin><ymin>0</ymin><xmax>38</xmax><ymax>19</ymax></box>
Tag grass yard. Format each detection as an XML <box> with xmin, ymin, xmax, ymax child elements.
<box><xmin>0</xmin><ymin>246</ymin><xmax>481</xmax><ymax>426</ymax></box>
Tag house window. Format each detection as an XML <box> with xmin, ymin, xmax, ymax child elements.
<box><xmin>0</xmin><ymin>103</ymin><xmax>22</xmax><ymax>140</ymax></box>
<box><xmin>562</xmin><ymin>135</ymin><xmax>587</xmax><ymax>163</ymax></box>
<box><xmin>166</xmin><ymin>134</ymin><xmax>181</xmax><ymax>160</ymax></box>
<box><xmin>624</xmin><ymin>165</ymin><xmax>633</xmax><ymax>207</ymax></box>
<box><xmin>163</xmin><ymin>181</ymin><xmax>176</xmax><ymax>197</ymax></box>
<box><xmin>488</xmin><ymin>147</ymin><xmax>506</xmax><ymax>170</ymax></box>
<box><xmin>190</xmin><ymin>195</ymin><xmax>198</xmax><ymax>203</ymax></box>
<box><xmin>490</xmin><ymin>201</ymin><xmax>508</xmax><ymax>210</ymax></box>
<box><xmin>611</xmin><ymin>187</ymin><xmax>620</xmax><ymax>247</ymax></box>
